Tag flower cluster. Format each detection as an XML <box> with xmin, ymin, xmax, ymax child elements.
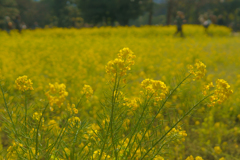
<box><xmin>141</xmin><ymin>79</ymin><xmax>168</xmax><ymax>101</ymax></box>
<box><xmin>66</xmin><ymin>103</ymin><xmax>78</xmax><ymax>114</ymax></box>
<box><xmin>214</xmin><ymin>146</ymin><xmax>222</xmax><ymax>154</ymax></box>
<box><xmin>64</xmin><ymin>148</ymin><xmax>70</xmax><ymax>156</ymax></box>
<box><xmin>167</xmin><ymin>127</ymin><xmax>187</xmax><ymax>143</ymax></box>
<box><xmin>208</xmin><ymin>79</ymin><xmax>233</xmax><ymax>107</ymax></box>
<box><xmin>68</xmin><ymin>116</ymin><xmax>81</xmax><ymax>128</ymax></box>
<box><xmin>83</xmin><ymin>126</ymin><xmax>99</xmax><ymax>141</ymax></box>
<box><xmin>33</xmin><ymin>112</ymin><xmax>42</xmax><ymax>121</ymax></box>
<box><xmin>185</xmin><ymin>155</ymin><xmax>204</xmax><ymax>160</ymax></box>
<box><xmin>188</xmin><ymin>61</ymin><xmax>207</xmax><ymax>81</ymax></box>
<box><xmin>123</xmin><ymin>98</ymin><xmax>139</xmax><ymax>111</ymax></box>
<box><xmin>117</xmin><ymin>137</ymin><xmax>147</xmax><ymax>159</ymax></box>
<box><xmin>45</xmin><ymin>83</ymin><xmax>68</xmax><ymax>109</ymax></box>
<box><xmin>79</xmin><ymin>142</ymin><xmax>90</xmax><ymax>153</ymax></box>
<box><xmin>29</xmin><ymin>128</ymin><xmax>37</xmax><ymax>138</ymax></box>
<box><xmin>117</xmin><ymin>138</ymin><xmax>130</xmax><ymax>157</ymax></box>
<box><xmin>93</xmin><ymin>149</ymin><xmax>111</xmax><ymax>160</ymax></box>
<box><xmin>81</xmin><ymin>85</ymin><xmax>93</xmax><ymax>99</ymax></box>
<box><xmin>105</xmin><ymin>48</ymin><xmax>135</xmax><ymax>77</ymax></box>
<box><xmin>153</xmin><ymin>155</ymin><xmax>164</xmax><ymax>160</ymax></box>
<box><xmin>15</xmin><ymin>75</ymin><xmax>33</xmax><ymax>92</ymax></box>
<box><xmin>7</xmin><ymin>142</ymin><xmax>24</xmax><ymax>159</ymax></box>
<box><xmin>202</xmin><ymin>82</ymin><xmax>214</xmax><ymax>96</ymax></box>
<box><xmin>48</xmin><ymin>120</ymin><xmax>60</xmax><ymax>135</ymax></box>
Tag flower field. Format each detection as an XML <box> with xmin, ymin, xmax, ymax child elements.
<box><xmin>0</xmin><ymin>25</ymin><xmax>239</xmax><ymax>160</ymax></box>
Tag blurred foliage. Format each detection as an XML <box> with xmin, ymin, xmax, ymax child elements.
<box><xmin>0</xmin><ymin>0</ymin><xmax>240</xmax><ymax>29</ymax></box>
<box><xmin>0</xmin><ymin>0</ymin><xmax>19</xmax><ymax>28</ymax></box>
<box><xmin>1</xmin><ymin>26</ymin><xmax>240</xmax><ymax>159</ymax></box>
<box><xmin>166</xmin><ymin>0</ymin><xmax>240</xmax><ymax>25</ymax></box>
<box><xmin>77</xmin><ymin>0</ymin><xmax>146</xmax><ymax>26</ymax></box>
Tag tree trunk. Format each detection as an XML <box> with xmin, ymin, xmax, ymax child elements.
<box><xmin>148</xmin><ymin>0</ymin><xmax>153</xmax><ymax>25</ymax></box>
<box><xmin>119</xmin><ymin>19</ymin><xmax>129</xmax><ymax>26</ymax></box>
<box><xmin>166</xmin><ymin>0</ymin><xmax>173</xmax><ymax>25</ymax></box>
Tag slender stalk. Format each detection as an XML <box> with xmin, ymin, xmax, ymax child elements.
<box><xmin>25</xmin><ymin>92</ymin><xmax>28</xmax><ymax>132</ymax></box>
<box><xmin>71</xmin><ymin>147</ymin><xmax>75</xmax><ymax>160</ymax></box>
<box><xmin>46</xmin><ymin>119</ymin><xmax>69</xmax><ymax>160</ymax></box>
<box><xmin>0</xmin><ymin>83</ymin><xmax>17</xmax><ymax>135</ymax></box>
<box><xmin>150</xmin><ymin>136</ymin><xmax>172</xmax><ymax>160</ymax></box>
<box><xmin>124</xmin><ymin>93</ymin><xmax>154</xmax><ymax>158</ymax></box>
<box><xmin>110</xmin><ymin>77</ymin><xmax>117</xmax><ymax>156</ymax></box>
<box><xmin>35</xmin><ymin>103</ymin><xmax>49</xmax><ymax>157</ymax></box>
<box><xmin>71</xmin><ymin>124</ymin><xmax>81</xmax><ymax>160</ymax></box>
<box><xmin>130</xmin><ymin>74</ymin><xmax>191</xmax><ymax>158</ymax></box>
<box><xmin>99</xmin><ymin>72</ymin><xmax>119</xmax><ymax>160</ymax></box>
<box><xmin>111</xmin><ymin>75</ymin><xmax>122</xmax><ymax>159</ymax></box>
<box><xmin>56</xmin><ymin>123</ymin><xmax>68</xmax><ymax>150</ymax></box>
<box><xmin>78</xmin><ymin>141</ymin><xmax>91</xmax><ymax>158</ymax></box>
<box><xmin>0</xmin><ymin>83</ymin><xmax>34</xmax><ymax>157</ymax></box>
<box><xmin>76</xmin><ymin>94</ymin><xmax>85</xmax><ymax>108</ymax></box>
<box><xmin>141</xmin><ymin>94</ymin><xmax>213</xmax><ymax>159</ymax></box>
<box><xmin>98</xmin><ymin>117</ymin><xmax>111</xmax><ymax>160</ymax></box>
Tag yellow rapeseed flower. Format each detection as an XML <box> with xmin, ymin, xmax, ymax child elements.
<box><xmin>66</xmin><ymin>103</ymin><xmax>78</xmax><ymax>115</ymax></box>
<box><xmin>33</xmin><ymin>112</ymin><xmax>42</xmax><ymax>121</ymax></box>
<box><xmin>45</xmin><ymin>82</ymin><xmax>68</xmax><ymax>109</ymax></box>
<box><xmin>48</xmin><ymin>120</ymin><xmax>60</xmax><ymax>135</ymax></box>
<box><xmin>214</xmin><ymin>146</ymin><xmax>222</xmax><ymax>154</ymax></box>
<box><xmin>141</xmin><ymin>79</ymin><xmax>168</xmax><ymax>101</ymax></box>
<box><xmin>68</xmin><ymin>116</ymin><xmax>81</xmax><ymax>127</ymax></box>
<box><xmin>64</xmin><ymin>148</ymin><xmax>70</xmax><ymax>156</ymax></box>
<box><xmin>154</xmin><ymin>155</ymin><xmax>164</xmax><ymax>160</ymax></box>
<box><xmin>188</xmin><ymin>61</ymin><xmax>207</xmax><ymax>81</ymax></box>
<box><xmin>106</xmin><ymin>48</ymin><xmax>135</xmax><ymax>78</ymax></box>
<box><xmin>81</xmin><ymin>85</ymin><xmax>93</xmax><ymax>99</ymax></box>
<box><xmin>195</xmin><ymin>156</ymin><xmax>204</xmax><ymax>160</ymax></box>
<box><xmin>185</xmin><ymin>155</ymin><xmax>194</xmax><ymax>160</ymax></box>
<box><xmin>15</xmin><ymin>75</ymin><xmax>34</xmax><ymax>92</ymax></box>
<box><xmin>208</xmin><ymin>79</ymin><xmax>233</xmax><ymax>107</ymax></box>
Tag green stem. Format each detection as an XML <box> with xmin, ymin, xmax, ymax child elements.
<box><xmin>25</xmin><ymin>92</ymin><xmax>28</xmax><ymax>132</ymax></box>
<box><xmin>151</xmin><ymin>136</ymin><xmax>175</xmax><ymax>160</ymax></box>
<box><xmin>76</xmin><ymin>94</ymin><xmax>85</xmax><ymax>108</ymax></box>
<box><xmin>35</xmin><ymin>103</ymin><xmax>49</xmax><ymax>157</ymax></box>
<box><xmin>131</xmin><ymin>74</ymin><xmax>191</xmax><ymax>158</ymax></box>
<box><xmin>71</xmin><ymin>124</ymin><xmax>81</xmax><ymax>160</ymax></box>
<box><xmin>46</xmin><ymin>118</ymin><xmax>69</xmax><ymax>160</ymax></box>
<box><xmin>0</xmin><ymin>83</ymin><xmax>17</xmax><ymax>135</ymax></box>
<box><xmin>124</xmin><ymin>93</ymin><xmax>154</xmax><ymax>158</ymax></box>
<box><xmin>141</xmin><ymin>94</ymin><xmax>213</xmax><ymax>159</ymax></box>
<box><xmin>111</xmin><ymin>75</ymin><xmax>121</xmax><ymax>159</ymax></box>
<box><xmin>99</xmin><ymin>72</ymin><xmax>119</xmax><ymax>160</ymax></box>
<box><xmin>0</xmin><ymin>82</ymin><xmax>35</xmax><ymax>158</ymax></box>
<box><xmin>98</xmin><ymin>122</ymin><xmax>110</xmax><ymax>160</ymax></box>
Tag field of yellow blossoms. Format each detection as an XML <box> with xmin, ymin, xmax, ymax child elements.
<box><xmin>0</xmin><ymin>25</ymin><xmax>239</xmax><ymax>160</ymax></box>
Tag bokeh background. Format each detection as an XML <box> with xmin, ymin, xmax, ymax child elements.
<box><xmin>1</xmin><ymin>0</ymin><xmax>240</xmax><ymax>160</ymax></box>
<box><xmin>0</xmin><ymin>0</ymin><xmax>240</xmax><ymax>30</ymax></box>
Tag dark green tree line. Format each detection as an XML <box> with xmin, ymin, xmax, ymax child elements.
<box><xmin>77</xmin><ymin>0</ymin><xmax>147</xmax><ymax>26</ymax></box>
<box><xmin>165</xmin><ymin>0</ymin><xmax>240</xmax><ymax>25</ymax></box>
<box><xmin>0</xmin><ymin>0</ymin><xmax>240</xmax><ymax>29</ymax></box>
<box><xmin>0</xmin><ymin>0</ymin><xmax>19</xmax><ymax>28</ymax></box>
